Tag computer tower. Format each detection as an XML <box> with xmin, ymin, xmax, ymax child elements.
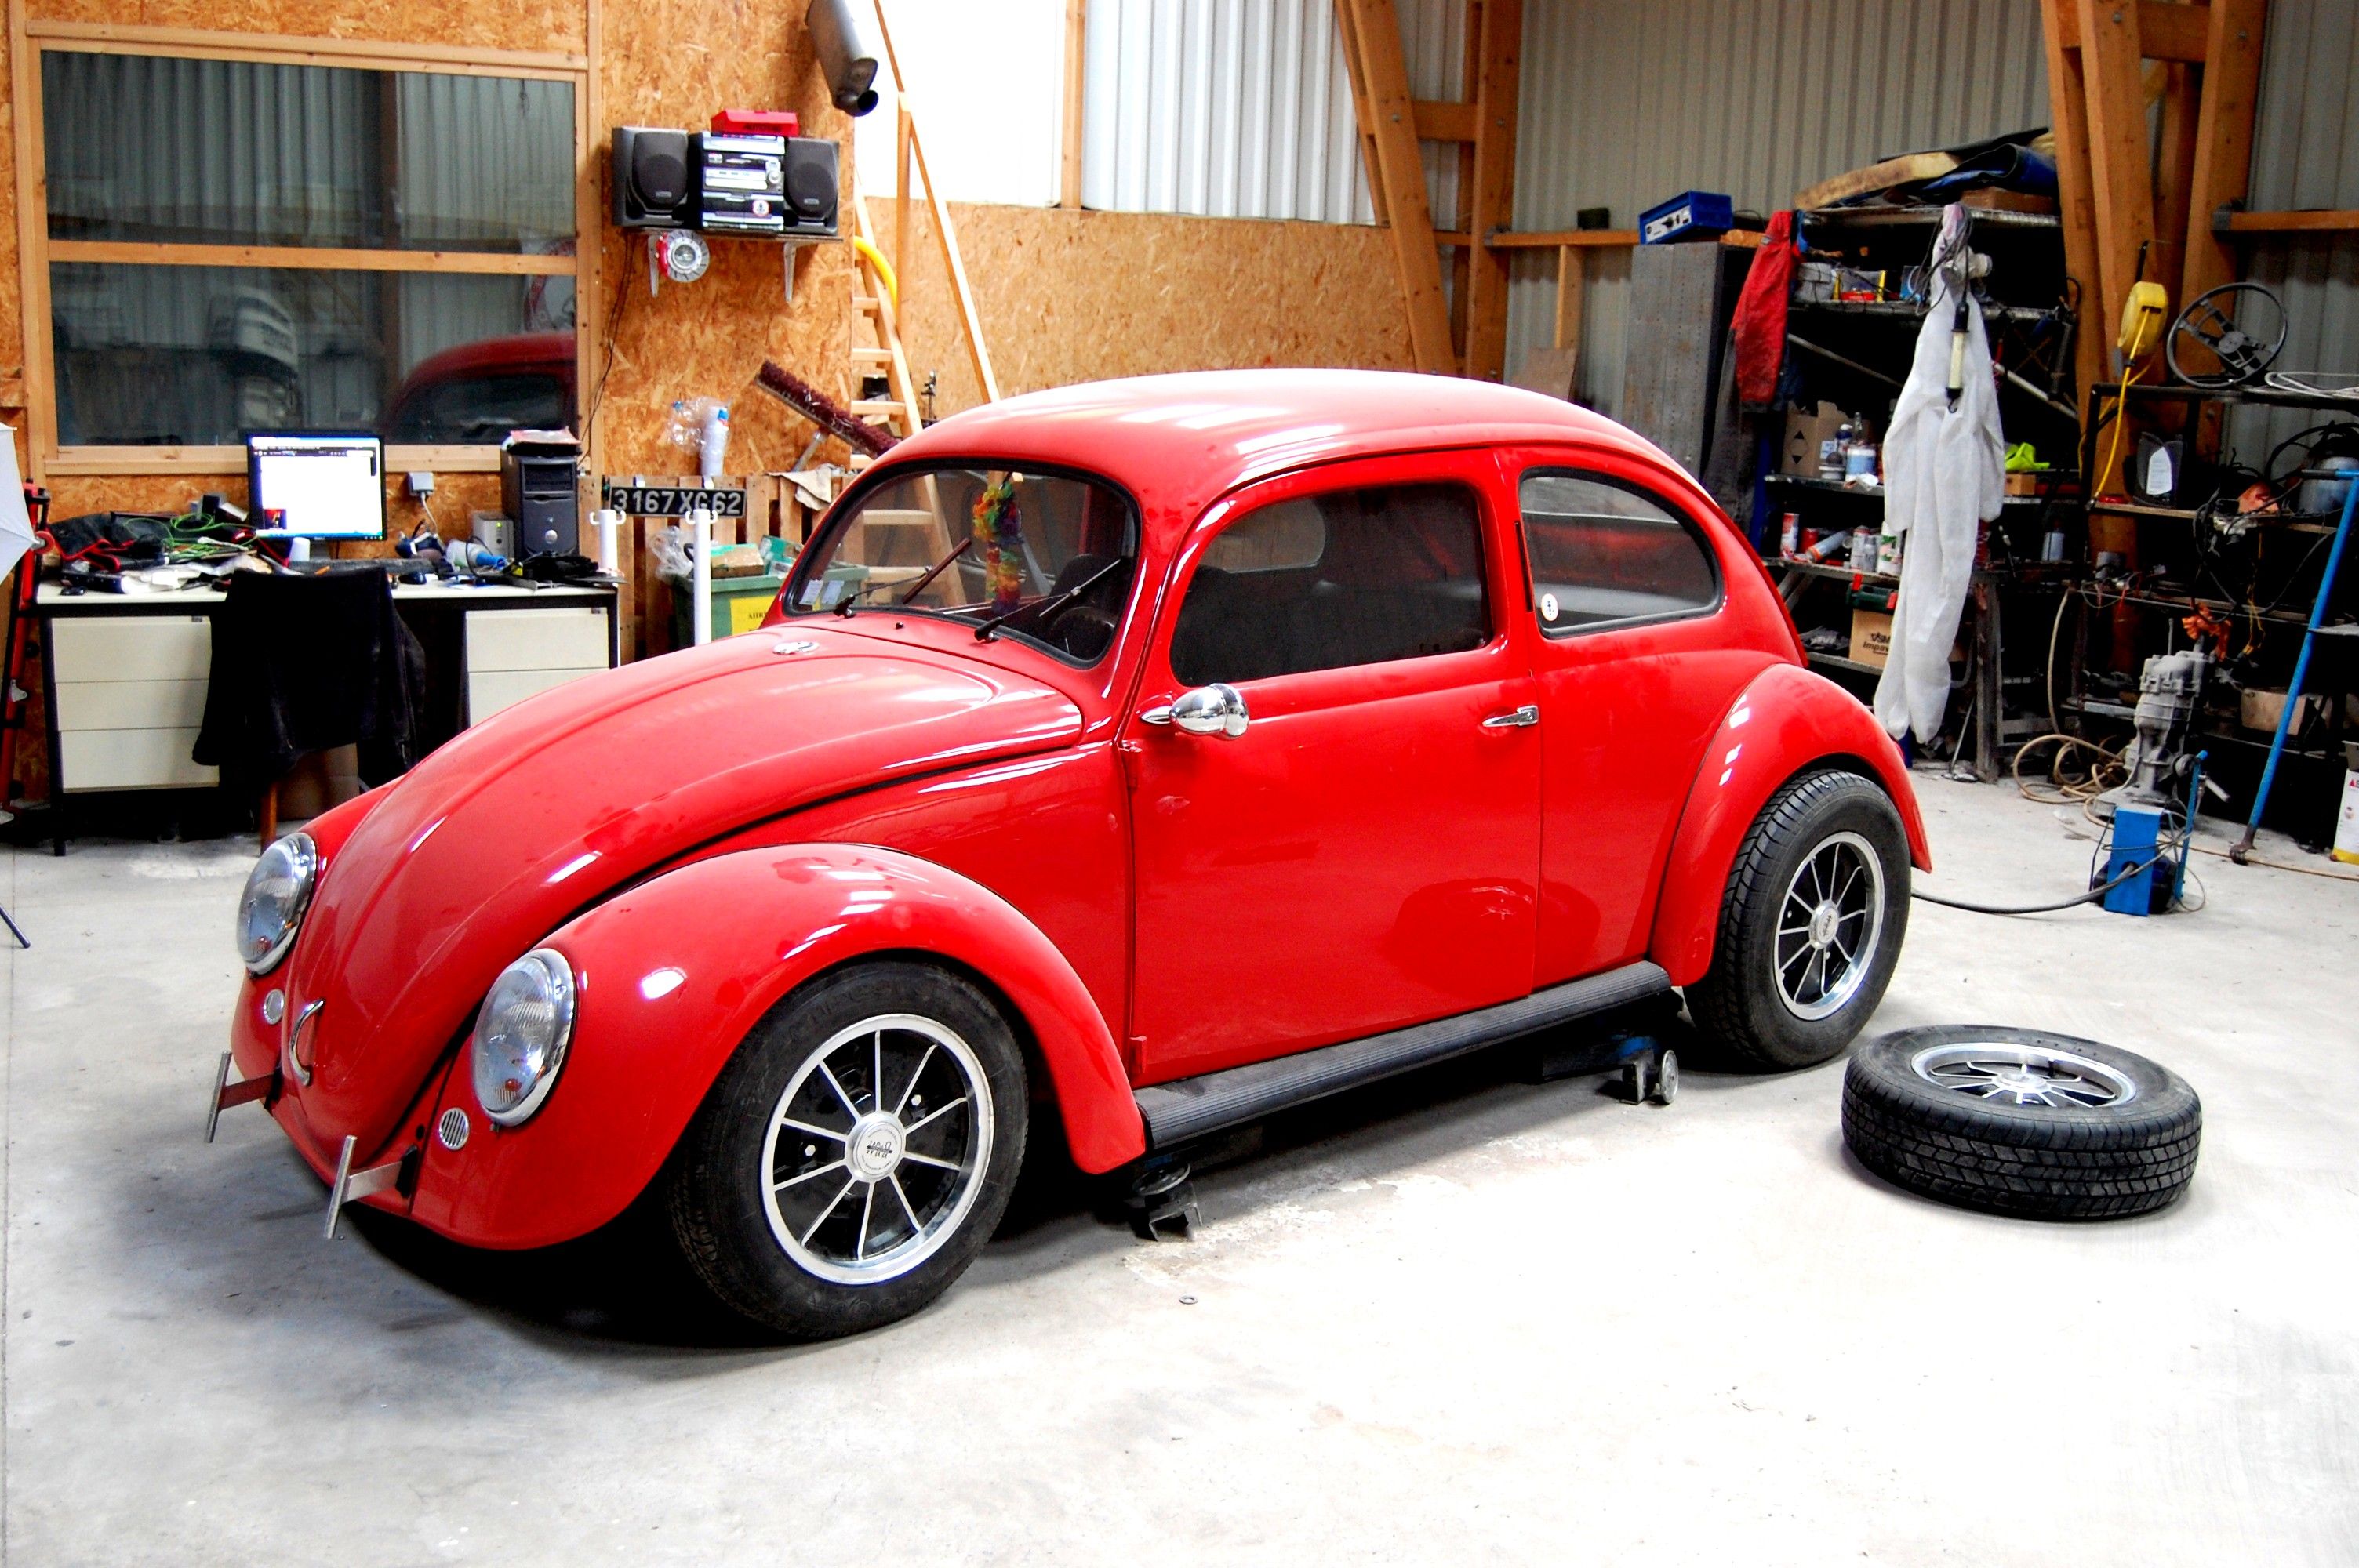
<box><xmin>500</xmin><ymin>441</ymin><xmax>580</xmax><ymax>557</ymax></box>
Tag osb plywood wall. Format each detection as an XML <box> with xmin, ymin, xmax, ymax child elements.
<box><xmin>884</xmin><ymin>203</ymin><xmax>1414</xmax><ymax>416</ymax></box>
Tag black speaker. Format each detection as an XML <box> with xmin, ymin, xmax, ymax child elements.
<box><xmin>781</xmin><ymin>136</ymin><xmax>839</xmax><ymax>236</ymax></box>
<box><xmin>612</xmin><ymin>126</ymin><xmax>692</xmax><ymax>229</ymax></box>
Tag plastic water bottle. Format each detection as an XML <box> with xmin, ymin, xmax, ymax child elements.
<box><xmin>700</xmin><ymin>405</ymin><xmax>730</xmax><ymax>481</ymax></box>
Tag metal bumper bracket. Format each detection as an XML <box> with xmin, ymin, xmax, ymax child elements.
<box><xmin>205</xmin><ymin>1051</ymin><xmax>279</xmax><ymax>1143</ymax></box>
<box><xmin>325</xmin><ymin>1137</ymin><xmax>420</xmax><ymax>1240</ymax></box>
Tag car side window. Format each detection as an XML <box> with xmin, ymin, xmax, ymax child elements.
<box><xmin>1170</xmin><ymin>481</ymin><xmax>1490</xmax><ymax>687</ymax></box>
<box><xmin>1518</xmin><ymin>471</ymin><xmax>1720</xmax><ymax>634</ymax></box>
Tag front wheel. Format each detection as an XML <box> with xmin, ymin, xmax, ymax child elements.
<box><xmin>667</xmin><ymin>960</ymin><xmax>1028</xmax><ymax>1339</ymax></box>
<box><xmin>1688</xmin><ymin>769</ymin><xmax>1911</xmax><ymax>1069</ymax></box>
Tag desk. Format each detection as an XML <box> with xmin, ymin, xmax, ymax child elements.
<box><xmin>32</xmin><ymin>579</ymin><xmax>619</xmax><ymax>850</ymax></box>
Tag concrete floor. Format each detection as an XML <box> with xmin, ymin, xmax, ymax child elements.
<box><xmin>1</xmin><ymin>773</ymin><xmax>2354</xmax><ymax>1566</ymax></box>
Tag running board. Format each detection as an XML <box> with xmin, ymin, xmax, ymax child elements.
<box><xmin>1132</xmin><ymin>961</ymin><xmax>1673</xmax><ymax>1149</ymax></box>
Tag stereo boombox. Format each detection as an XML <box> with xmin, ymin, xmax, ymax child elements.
<box><xmin>612</xmin><ymin>125</ymin><xmax>839</xmax><ymax>239</ymax></box>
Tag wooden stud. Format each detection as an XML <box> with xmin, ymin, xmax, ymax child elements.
<box><xmin>25</xmin><ymin>20</ymin><xmax>586</xmax><ymax>76</ymax></box>
<box><xmin>11</xmin><ymin>0</ymin><xmax>53</xmax><ymax>485</ymax></box>
<box><xmin>1553</xmin><ymin>245</ymin><xmax>1584</xmax><ymax>354</ymax></box>
<box><xmin>896</xmin><ymin>101</ymin><xmax>913</xmax><ymax>312</ymax></box>
<box><xmin>1412</xmin><ymin>100</ymin><xmax>1478</xmax><ymax>142</ymax></box>
<box><xmin>871</xmin><ymin>2</ymin><xmax>999</xmax><ymax>401</ymax></box>
<box><xmin>1462</xmin><ymin>0</ymin><xmax>1522</xmax><ymax>382</ymax></box>
<box><xmin>2040</xmin><ymin>0</ymin><xmax>2110</xmax><ymax>411</ymax></box>
<box><xmin>1485</xmin><ymin>229</ymin><xmax>1641</xmax><ymax>249</ymax></box>
<box><xmin>1336</xmin><ymin>0</ymin><xmax>1454</xmax><ymax>375</ymax></box>
<box><xmin>2052</xmin><ymin>0</ymin><xmax>2215</xmax><ymax>61</ymax></box>
<box><xmin>1060</xmin><ymin>0</ymin><xmax>1087</xmax><ymax>210</ymax></box>
<box><xmin>2152</xmin><ymin>60</ymin><xmax>2201</xmax><ymax>305</ymax></box>
<box><xmin>2074</xmin><ymin>0</ymin><xmax>2158</xmax><ymax>360</ymax></box>
<box><xmin>1332</xmin><ymin>0</ymin><xmax>1389</xmax><ymax>230</ymax></box>
<box><xmin>2219</xmin><ymin>207</ymin><xmax>2359</xmax><ymax>233</ymax></box>
<box><xmin>2179</xmin><ymin>0</ymin><xmax>2269</xmax><ymax>307</ymax></box>
<box><xmin>1446</xmin><ymin>0</ymin><xmax>1481</xmax><ymax>365</ymax></box>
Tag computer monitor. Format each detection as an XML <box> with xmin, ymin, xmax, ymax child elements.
<box><xmin>245</xmin><ymin>432</ymin><xmax>387</xmax><ymax>541</ymax></box>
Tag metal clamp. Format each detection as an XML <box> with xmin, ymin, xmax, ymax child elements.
<box><xmin>203</xmin><ymin>1051</ymin><xmax>278</xmax><ymax>1143</ymax></box>
<box><xmin>324</xmin><ymin>1136</ymin><xmax>418</xmax><ymax>1240</ymax></box>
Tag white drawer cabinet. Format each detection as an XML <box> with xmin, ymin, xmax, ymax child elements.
<box><xmin>465</xmin><ymin>605</ymin><xmax>612</xmax><ymax>722</ymax></box>
<box><xmin>45</xmin><ymin>615</ymin><xmax>220</xmax><ymax>791</ymax></box>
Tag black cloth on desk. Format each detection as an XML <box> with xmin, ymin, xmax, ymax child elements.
<box><xmin>192</xmin><ymin>568</ymin><xmax>427</xmax><ymax>792</ymax></box>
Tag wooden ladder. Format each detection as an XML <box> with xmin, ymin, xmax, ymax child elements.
<box><xmin>847</xmin><ymin>189</ymin><xmax>923</xmax><ymax>450</ymax></box>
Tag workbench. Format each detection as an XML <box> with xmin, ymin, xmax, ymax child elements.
<box><xmin>29</xmin><ymin>579</ymin><xmax>619</xmax><ymax>851</ymax></box>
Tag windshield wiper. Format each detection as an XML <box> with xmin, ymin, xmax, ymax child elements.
<box><xmin>897</xmin><ymin>536</ymin><xmax>972</xmax><ymax>604</ymax></box>
<box><xmin>972</xmin><ymin>556</ymin><xmax>1129</xmax><ymax>641</ymax></box>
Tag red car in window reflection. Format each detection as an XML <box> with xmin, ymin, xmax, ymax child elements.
<box><xmin>212</xmin><ymin>370</ymin><xmax>1928</xmax><ymax>1338</ymax></box>
<box><xmin>380</xmin><ymin>331</ymin><xmax>574</xmax><ymax>445</ymax></box>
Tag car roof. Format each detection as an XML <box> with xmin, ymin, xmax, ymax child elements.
<box><xmin>871</xmin><ymin>368</ymin><xmax>1690</xmax><ymax>550</ymax></box>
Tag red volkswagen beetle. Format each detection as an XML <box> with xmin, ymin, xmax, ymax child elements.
<box><xmin>212</xmin><ymin>370</ymin><xmax>1928</xmax><ymax>1338</ymax></box>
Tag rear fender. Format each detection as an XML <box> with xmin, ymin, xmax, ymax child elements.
<box><xmin>1648</xmin><ymin>664</ymin><xmax>1931</xmax><ymax>987</ymax></box>
<box><xmin>405</xmin><ymin>844</ymin><xmax>1143</xmax><ymax>1250</ymax></box>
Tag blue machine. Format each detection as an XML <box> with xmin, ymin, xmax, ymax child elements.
<box><xmin>1640</xmin><ymin>190</ymin><xmax>1734</xmax><ymax>245</ymax></box>
<box><xmin>2100</xmin><ymin>804</ymin><xmax>2166</xmax><ymax>916</ymax></box>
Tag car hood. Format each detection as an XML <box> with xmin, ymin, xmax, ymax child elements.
<box><xmin>280</xmin><ymin>624</ymin><xmax>1083</xmax><ymax>1156</ymax></box>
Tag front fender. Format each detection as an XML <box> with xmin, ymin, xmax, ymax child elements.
<box><xmin>1648</xmin><ymin>664</ymin><xmax>1932</xmax><ymax>987</ymax></box>
<box><xmin>406</xmin><ymin>844</ymin><xmax>1144</xmax><ymax>1250</ymax></box>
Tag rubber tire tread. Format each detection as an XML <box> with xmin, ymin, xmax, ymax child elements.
<box><xmin>666</xmin><ymin>960</ymin><xmax>1028</xmax><ymax>1340</ymax></box>
<box><xmin>1688</xmin><ymin>768</ymin><xmax>1910</xmax><ymax>1069</ymax></box>
<box><xmin>1841</xmin><ymin>1026</ymin><xmax>2200</xmax><ymax>1220</ymax></box>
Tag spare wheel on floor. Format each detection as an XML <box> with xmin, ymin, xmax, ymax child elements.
<box><xmin>1841</xmin><ymin>1025</ymin><xmax>2201</xmax><ymax>1219</ymax></box>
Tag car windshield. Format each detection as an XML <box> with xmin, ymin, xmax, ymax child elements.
<box><xmin>786</xmin><ymin>466</ymin><xmax>1140</xmax><ymax>664</ymax></box>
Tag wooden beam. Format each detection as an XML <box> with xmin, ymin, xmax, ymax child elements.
<box><xmin>1332</xmin><ymin>0</ymin><xmax>1388</xmax><ymax>227</ymax></box>
<box><xmin>1060</xmin><ymin>0</ymin><xmax>1087</xmax><ymax>209</ymax></box>
<box><xmin>48</xmin><ymin>239</ymin><xmax>573</xmax><ymax>274</ymax></box>
<box><xmin>1553</xmin><ymin>245</ymin><xmax>1584</xmax><ymax>353</ymax></box>
<box><xmin>2220</xmin><ymin>207</ymin><xmax>2359</xmax><ymax>233</ymax></box>
<box><xmin>2052</xmin><ymin>1</ymin><xmax>2212</xmax><ymax>60</ymax></box>
<box><xmin>2074</xmin><ymin>0</ymin><xmax>2157</xmax><ymax>372</ymax></box>
<box><xmin>11</xmin><ymin>0</ymin><xmax>53</xmax><ymax>484</ymax></box>
<box><xmin>2152</xmin><ymin>60</ymin><xmax>2201</xmax><ymax>312</ymax></box>
<box><xmin>1462</xmin><ymin>0</ymin><xmax>1522</xmax><ymax>382</ymax></box>
<box><xmin>2182</xmin><ymin>0</ymin><xmax>2271</xmax><ymax>304</ymax></box>
<box><xmin>25</xmin><ymin>18</ymin><xmax>587</xmax><ymax>74</ymax></box>
<box><xmin>2040</xmin><ymin>0</ymin><xmax>2108</xmax><ymax>412</ymax></box>
<box><xmin>871</xmin><ymin>2</ymin><xmax>999</xmax><ymax>401</ymax></box>
<box><xmin>1486</xmin><ymin>228</ymin><xmax>1641</xmax><ymax>249</ymax></box>
<box><xmin>1412</xmin><ymin>98</ymin><xmax>1477</xmax><ymax>142</ymax></box>
<box><xmin>1336</xmin><ymin>0</ymin><xmax>1454</xmax><ymax>374</ymax></box>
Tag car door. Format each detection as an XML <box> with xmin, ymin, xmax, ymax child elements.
<box><xmin>1507</xmin><ymin>449</ymin><xmax>1772</xmax><ymax>985</ymax></box>
<box><xmin>1123</xmin><ymin>450</ymin><xmax>1542</xmax><ymax>1085</ymax></box>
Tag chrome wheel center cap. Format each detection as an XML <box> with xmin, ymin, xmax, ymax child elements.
<box><xmin>848</xmin><ymin>1114</ymin><xmax>905</xmax><ymax>1181</ymax></box>
<box><xmin>1808</xmin><ymin>902</ymin><xmax>1842</xmax><ymax>947</ymax></box>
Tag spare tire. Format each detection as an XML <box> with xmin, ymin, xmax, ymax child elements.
<box><xmin>1841</xmin><ymin>1026</ymin><xmax>2201</xmax><ymax>1219</ymax></box>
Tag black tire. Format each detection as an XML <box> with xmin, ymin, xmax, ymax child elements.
<box><xmin>1688</xmin><ymin>768</ymin><xmax>1911</xmax><ymax>1069</ymax></box>
<box><xmin>1841</xmin><ymin>1026</ymin><xmax>2200</xmax><ymax>1219</ymax></box>
<box><xmin>666</xmin><ymin>960</ymin><xmax>1028</xmax><ymax>1339</ymax></box>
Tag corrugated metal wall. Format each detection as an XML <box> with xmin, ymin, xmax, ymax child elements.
<box><xmin>2230</xmin><ymin>0</ymin><xmax>2359</xmax><ymax>459</ymax></box>
<box><xmin>1506</xmin><ymin>0</ymin><xmax>2051</xmax><ymax>417</ymax></box>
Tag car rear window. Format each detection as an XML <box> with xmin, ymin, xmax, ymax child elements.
<box><xmin>1170</xmin><ymin>481</ymin><xmax>1489</xmax><ymax>686</ymax></box>
<box><xmin>1518</xmin><ymin>472</ymin><xmax>1719</xmax><ymax>633</ymax></box>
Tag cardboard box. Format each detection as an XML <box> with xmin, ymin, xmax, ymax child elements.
<box><xmin>1849</xmin><ymin>609</ymin><xmax>1894</xmax><ymax>668</ymax></box>
<box><xmin>1783</xmin><ymin>401</ymin><xmax>1847</xmax><ymax>476</ymax></box>
<box><xmin>2240</xmin><ymin>688</ymin><xmax>2327</xmax><ymax>736</ymax></box>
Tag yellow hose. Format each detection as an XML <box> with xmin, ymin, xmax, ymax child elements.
<box><xmin>852</xmin><ymin>235</ymin><xmax>896</xmax><ymax>309</ymax></box>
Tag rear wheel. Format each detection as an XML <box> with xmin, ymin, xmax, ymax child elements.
<box><xmin>667</xmin><ymin>961</ymin><xmax>1027</xmax><ymax>1339</ymax></box>
<box><xmin>1688</xmin><ymin>770</ymin><xmax>1910</xmax><ymax>1069</ymax></box>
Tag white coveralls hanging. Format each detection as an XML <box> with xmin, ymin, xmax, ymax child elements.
<box><xmin>1872</xmin><ymin>206</ymin><xmax>2005</xmax><ymax>746</ymax></box>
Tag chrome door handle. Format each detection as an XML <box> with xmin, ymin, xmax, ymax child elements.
<box><xmin>1481</xmin><ymin>704</ymin><xmax>1540</xmax><ymax>729</ymax></box>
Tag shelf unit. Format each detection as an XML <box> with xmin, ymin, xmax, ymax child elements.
<box><xmin>1761</xmin><ymin>202</ymin><xmax>2078</xmax><ymax>781</ymax></box>
<box><xmin>2065</xmin><ymin>378</ymin><xmax>2357</xmax><ymax>833</ymax></box>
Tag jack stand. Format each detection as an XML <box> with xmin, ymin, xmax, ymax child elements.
<box><xmin>1123</xmin><ymin>1159</ymin><xmax>1198</xmax><ymax>1242</ymax></box>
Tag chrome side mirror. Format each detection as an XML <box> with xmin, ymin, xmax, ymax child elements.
<box><xmin>1142</xmin><ymin>682</ymin><xmax>1249</xmax><ymax>738</ymax></box>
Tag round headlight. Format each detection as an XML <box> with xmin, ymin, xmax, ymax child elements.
<box><xmin>471</xmin><ymin>949</ymin><xmax>577</xmax><ymax>1127</ymax></box>
<box><xmin>236</xmin><ymin>833</ymin><xmax>317</xmax><ymax>975</ymax></box>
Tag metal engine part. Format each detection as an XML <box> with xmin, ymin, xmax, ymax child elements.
<box><xmin>2096</xmin><ymin>651</ymin><xmax>2208</xmax><ymax>817</ymax></box>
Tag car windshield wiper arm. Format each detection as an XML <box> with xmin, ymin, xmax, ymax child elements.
<box><xmin>833</xmin><ymin>535</ymin><xmax>975</xmax><ymax>615</ymax></box>
<box><xmin>972</xmin><ymin>556</ymin><xmax>1128</xmax><ymax>641</ymax></box>
<box><xmin>896</xmin><ymin>536</ymin><xmax>972</xmax><ymax>604</ymax></box>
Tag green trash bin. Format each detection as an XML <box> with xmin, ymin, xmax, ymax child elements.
<box><xmin>671</xmin><ymin>572</ymin><xmax>785</xmax><ymax>645</ymax></box>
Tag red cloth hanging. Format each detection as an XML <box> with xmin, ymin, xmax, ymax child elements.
<box><xmin>1732</xmin><ymin>210</ymin><xmax>1798</xmax><ymax>408</ymax></box>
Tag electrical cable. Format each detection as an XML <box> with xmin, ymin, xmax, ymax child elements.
<box><xmin>1910</xmin><ymin>852</ymin><xmax>2168</xmax><ymax>915</ymax></box>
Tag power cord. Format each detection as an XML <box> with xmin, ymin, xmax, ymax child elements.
<box><xmin>1911</xmin><ymin>852</ymin><xmax>2168</xmax><ymax>916</ymax></box>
